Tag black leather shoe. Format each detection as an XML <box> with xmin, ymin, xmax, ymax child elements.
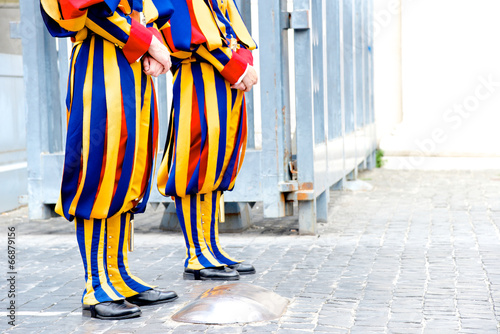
<box><xmin>228</xmin><ymin>263</ymin><xmax>256</xmax><ymax>275</ymax></box>
<box><xmin>126</xmin><ymin>289</ymin><xmax>178</xmax><ymax>306</ymax></box>
<box><xmin>82</xmin><ymin>300</ymin><xmax>141</xmax><ymax>320</ymax></box>
<box><xmin>184</xmin><ymin>267</ymin><xmax>240</xmax><ymax>280</ymax></box>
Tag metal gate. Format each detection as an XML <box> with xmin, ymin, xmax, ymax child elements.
<box><xmin>18</xmin><ymin>0</ymin><xmax>375</xmax><ymax>235</ymax></box>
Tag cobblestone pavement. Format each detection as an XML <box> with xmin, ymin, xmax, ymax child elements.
<box><xmin>2</xmin><ymin>169</ymin><xmax>500</xmax><ymax>333</ymax></box>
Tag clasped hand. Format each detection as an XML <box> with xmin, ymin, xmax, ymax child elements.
<box><xmin>231</xmin><ymin>65</ymin><xmax>258</xmax><ymax>92</ymax></box>
<box><xmin>143</xmin><ymin>36</ymin><xmax>171</xmax><ymax>77</ymax></box>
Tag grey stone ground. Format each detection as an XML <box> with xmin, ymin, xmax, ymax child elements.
<box><xmin>1</xmin><ymin>169</ymin><xmax>500</xmax><ymax>333</ymax></box>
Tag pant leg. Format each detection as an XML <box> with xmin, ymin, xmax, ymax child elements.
<box><xmin>200</xmin><ymin>191</ymin><xmax>240</xmax><ymax>265</ymax></box>
<box><xmin>76</xmin><ymin>218</ymin><xmax>124</xmax><ymax>305</ymax></box>
<box><xmin>106</xmin><ymin>212</ymin><xmax>155</xmax><ymax>297</ymax></box>
<box><xmin>174</xmin><ymin>194</ymin><xmax>225</xmax><ymax>270</ymax></box>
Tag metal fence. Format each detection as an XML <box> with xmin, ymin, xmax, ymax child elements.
<box><xmin>18</xmin><ymin>0</ymin><xmax>375</xmax><ymax>235</ymax></box>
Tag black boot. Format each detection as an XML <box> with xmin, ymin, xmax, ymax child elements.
<box><xmin>184</xmin><ymin>266</ymin><xmax>240</xmax><ymax>280</ymax></box>
<box><xmin>126</xmin><ymin>289</ymin><xmax>178</xmax><ymax>306</ymax></box>
<box><xmin>82</xmin><ymin>300</ymin><xmax>141</xmax><ymax>320</ymax></box>
<box><xmin>228</xmin><ymin>263</ymin><xmax>256</xmax><ymax>275</ymax></box>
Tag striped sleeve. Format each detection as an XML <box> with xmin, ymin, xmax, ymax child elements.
<box><xmin>160</xmin><ymin>0</ymin><xmax>253</xmax><ymax>84</ymax></box>
<box><xmin>85</xmin><ymin>6</ymin><xmax>153</xmax><ymax>63</ymax></box>
<box><xmin>40</xmin><ymin>0</ymin><xmax>155</xmax><ymax>63</ymax></box>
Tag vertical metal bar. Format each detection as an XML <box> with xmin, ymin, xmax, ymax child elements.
<box><xmin>343</xmin><ymin>0</ymin><xmax>355</xmax><ymax>135</ymax></box>
<box><xmin>293</xmin><ymin>0</ymin><xmax>316</xmax><ymax>235</ymax></box>
<box><xmin>326</xmin><ymin>1</ymin><xmax>342</xmax><ymax>139</ymax></box>
<box><xmin>355</xmin><ymin>0</ymin><xmax>365</xmax><ymax>130</ymax></box>
<box><xmin>57</xmin><ymin>39</ymin><xmax>69</xmax><ymax>149</ymax></box>
<box><xmin>312</xmin><ymin>0</ymin><xmax>325</xmax><ymax>144</ymax></box>
<box><xmin>258</xmin><ymin>0</ymin><xmax>291</xmax><ymax>218</ymax></box>
<box><xmin>19</xmin><ymin>0</ymin><xmax>60</xmax><ymax>219</ymax></box>
<box><xmin>316</xmin><ymin>189</ymin><xmax>329</xmax><ymax>223</ymax></box>
<box><xmin>156</xmin><ymin>74</ymin><xmax>169</xmax><ymax>149</ymax></box>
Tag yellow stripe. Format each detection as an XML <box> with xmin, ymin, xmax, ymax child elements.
<box><xmin>229</xmin><ymin>91</ymin><xmax>246</xmax><ymax>189</ymax></box>
<box><xmin>56</xmin><ymin>43</ymin><xmax>82</xmax><ymax>217</ymax></box>
<box><xmin>91</xmin><ymin>42</ymin><xmax>121</xmax><ymax>217</ymax></box>
<box><xmin>181</xmin><ymin>195</ymin><xmax>202</xmax><ymax>269</ymax></box>
<box><xmin>86</xmin><ymin>13</ymin><xmax>130</xmax><ymax>48</ymax></box>
<box><xmin>107</xmin><ymin>213</ymin><xmax>155</xmax><ymax>297</ymax></box>
<box><xmin>96</xmin><ymin>220</ymin><xmax>122</xmax><ymax>300</ymax></box>
<box><xmin>226</xmin><ymin>0</ymin><xmax>256</xmax><ymax>49</ymax></box>
<box><xmin>174</xmin><ymin>64</ymin><xmax>194</xmax><ymax>197</ymax></box>
<box><xmin>192</xmin><ymin>0</ymin><xmax>223</xmax><ymax>50</ymax></box>
<box><xmin>157</xmin><ymin>71</ymin><xmax>180</xmax><ymax>196</ymax></box>
<box><xmin>69</xmin><ymin>37</ymin><xmax>95</xmax><ymax>214</ymax></box>
<box><xmin>195</xmin><ymin>45</ymin><xmax>228</xmax><ymax>73</ymax></box>
<box><xmin>199</xmin><ymin>64</ymin><xmax>220</xmax><ymax>193</ymax></box>
<box><xmin>40</xmin><ymin>0</ymin><xmax>87</xmax><ymax>32</ymax></box>
<box><xmin>214</xmin><ymin>79</ymin><xmax>238</xmax><ymax>188</ymax></box>
<box><xmin>143</xmin><ymin>0</ymin><xmax>159</xmax><ymax>24</ymax></box>
<box><xmin>126</xmin><ymin>65</ymin><xmax>152</xmax><ymax>208</ymax></box>
<box><xmin>82</xmin><ymin>220</ymin><xmax>98</xmax><ymax>305</ymax></box>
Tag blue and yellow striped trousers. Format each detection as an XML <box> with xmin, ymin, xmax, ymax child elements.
<box><xmin>76</xmin><ymin>213</ymin><xmax>154</xmax><ymax>305</ymax></box>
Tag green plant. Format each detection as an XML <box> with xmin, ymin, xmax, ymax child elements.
<box><xmin>376</xmin><ymin>149</ymin><xmax>385</xmax><ymax>168</ymax></box>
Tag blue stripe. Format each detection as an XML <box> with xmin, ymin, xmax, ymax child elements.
<box><xmin>134</xmin><ymin>80</ymin><xmax>155</xmax><ymax>214</ymax></box>
<box><xmin>189</xmin><ymin>195</ymin><xmax>215</xmax><ymax>268</ymax></box>
<box><xmin>174</xmin><ymin>196</ymin><xmax>192</xmax><ymax>268</ymax></box>
<box><xmin>86</xmin><ymin>7</ymin><xmax>130</xmax><ymax>45</ymax></box>
<box><xmin>75</xmin><ymin>38</ymin><xmax>107</xmax><ymax>219</ymax></box>
<box><xmin>209</xmin><ymin>48</ymin><xmax>231</xmax><ymax>66</ymax></box>
<box><xmin>209</xmin><ymin>192</ymin><xmax>237</xmax><ymax>264</ymax></box>
<box><xmin>75</xmin><ymin>218</ymin><xmax>89</xmax><ymax>302</ymax></box>
<box><xmin>219</xmin><ymin>99</ymin><xmax>244</xmax><ymax>190</ymax></box>
<box><xmin>108</xmin><ymin>51</ymin><xmax>137</xmax><ymax>216</ymax></box>
<box><xmin>214</xmin><ymin>72</ymin><xmax>228</xmax><ymax>182</ymax></box>
<box><xmin>170</xmin><ymin>0</ymin><xmax>193</xmax><ymax>51</ymax></box>
<box><xmin>90</xmin><ymin>219</ymin><xmax>112</xmax><ymax>302</ymax></box>
<box><xmin>115</xmin><ymin>214</ymin><xmax>151</xmax><ymax>292</ymax></box>
<box><xmin>60</xmin><ymin>42</ymin><xmax>90</xmax><ymax>221</ymax></box>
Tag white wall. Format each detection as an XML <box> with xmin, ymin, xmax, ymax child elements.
<box><xmin>373</xmin><ymin>0</ymin><xmax>403</xmax><ymax>143</ymax></box>
<box><xmin>378</xmin><ymin>0</ymin><xmax>500</xmax><ymax>158</ymax></box>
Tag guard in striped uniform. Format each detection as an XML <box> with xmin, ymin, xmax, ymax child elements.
<box><xmin>157</xmin><ymin>0</ymin><xmax>258</xmax><ymax>280</ymax></box>
<box><xmin>40</xmin><ymin>0</ymin><xmax>178</xmax><ymax>319</ymax></box>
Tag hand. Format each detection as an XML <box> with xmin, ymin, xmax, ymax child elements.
<box><xmin>147</xmin><ymin>36</ymin><xmax>171</xmax><ymax>74</ymax></box>
<box><xmin>143</xmin><ymin>55</ymin><xmax>165</xmax><ymax>77</ymax></box>
<box><xmin>231</xmin><ymin>65</ymin><xmax>258</xmax><ymax>92</ymax></box>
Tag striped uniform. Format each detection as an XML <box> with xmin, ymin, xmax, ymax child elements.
<box><xmin>156</xmin><ymin>0</ymin><xmax>256</xmax><ymax>270</ymax></box>
<box><xmin>40</xmin><ymin>0</ymin><xmax>173</xmax><ymax>304</ymax></box>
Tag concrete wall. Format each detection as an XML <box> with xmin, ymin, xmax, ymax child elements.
<box><xmin>373</xmin><ymin>0</ymin><xmax>403</xmax><ymax>144</ymax></box>
<box><xmin>377</xmin><ymin>0</ymin><xmax>500</xmax><ymax>160</ymax></box>
<box><xmin>0</xmin><ymin>3</ymin><xmax>27</xmax><ymax>212</ymax></box>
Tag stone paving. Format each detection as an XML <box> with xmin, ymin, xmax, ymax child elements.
<box><xmin>1</xmin><ymin>169</ymin><xmax>500</xmax><ymax>333</ymax></box>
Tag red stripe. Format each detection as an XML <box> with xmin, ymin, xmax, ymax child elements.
<box><xmin>163</xmin><ymin>28</ymin><xmax>180</xmax><ymax>53</ymax></box>
<box><xmin>113</xmin><ymin>93</ymin><xmax>128</xmax><ymax>198</ymax></box>
<box><xmin>187</xmin><ymin>86</ymin><xmax>202</xmax><ymax>189</ymax></box>
<box><xmin>94</xmin><ymin>118</ymin><xmax>109</xmax><ymax>200</ymax></box>
<box><xmin>231</xmin><ymin>97</ymin><xmax>247</xmax><ymax>181</ymax></box>
<box><xmin>198</xmin><ymin>106</ymin><xmax>209</xmax><ymax>190</ymax></box>
<box><xmin>186</xmin><ymin>0</ymin><xmax>207</xmax><ymax>45</ymax></box>
<box><xmin>59</xmin><ymin>0</ymin><xmax>100</xmax><ymax>20</ymax></box>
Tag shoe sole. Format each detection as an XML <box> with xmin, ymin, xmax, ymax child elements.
<box><xmin>236</xmin><ymin>269</ymin><xmax>256</xmax><ymax>275</ymax></box>
<box><xmin>127</xmin><ymin>295</ymin><xmax>179</xmax><ymax>307</ymax></box>
<box><xmin>82</xmin><ymin>308</ymin><xmax>142</xmax><ymax>320</ymax></box>
<box><xmin>183</xmin><ymin>272</ymin><xmax>240</xmax><ymax>281</ymax></box>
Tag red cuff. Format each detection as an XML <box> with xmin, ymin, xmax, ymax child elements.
<box><xmin>220</xmin><ymin>52</ymin><xmax>248</xmax><ymax>84</ymax></box>
<box><xmin>148</xmin><ymin>27</ymin><xmax>164</xmax><ymax>44</ymax></box>
<box><xmin>236</xmin><ymin>48</ymin><xmax>253</xmax><ymax>66</ymax></box>
<box><xmin>122</xmin><ymin>20</ymin><xmax>153</xmax><ymax>64</ymax></box>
